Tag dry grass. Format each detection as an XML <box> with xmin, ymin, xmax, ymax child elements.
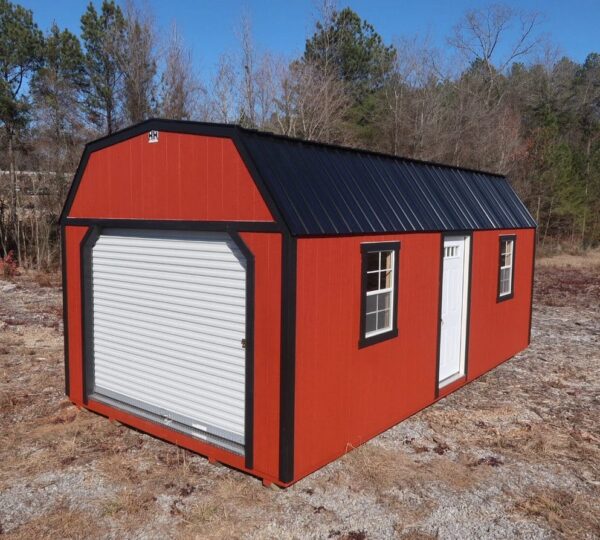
<box><xmin>1</xmin><ymin>256</ymin><xmax>599</xmax><ymax>538</ymax></box>
<box><xmin>514</xmin><ymin>489</ymin><xmax>600</xmax><ymax>538</ymax></box>
<box><xmin>536</xmin><ymin>247</ymin><xmax>600</xmax><ymax>268</ymax></box>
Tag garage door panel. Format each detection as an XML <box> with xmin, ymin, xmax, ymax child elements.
<box><xmin>94</xmin><ymin>245</ymin><xmax>246</xmax><ymax>263</ymax></box>
<box><xmin>89</xmin><ymin>229</ymin><xmax>247</xmax><ymax>455</ymax></box>
<box><xmin>94</xmin><ymin>365</ymin><xmax>245</xmax><ymax>420</ymax></box>
<box><xmin>95</xmin><ymin>263</ymin><xmax>245</xmax><ymax>290</ymax></box>
<box><xmin>94</xmin><ymin>340</ymin><xmax>245</xmax><ymax>382</ymax></box>
<box><xmin>93</xmin><ymin>386</ymin><xmax>245</xmax><ymax>448</ymax></box>
<box><xmin>93</xmin><ymin>350</ymin><xmax>244</xmax><ymax>394</ymax></box>
<box><xmin>94</xmin><ymin>236</ymin><xmax>240</xmax><ymax>251</ymax></box>
<box><xmin>93</xmin><ymin>310</ymin><xmax>245</xmax><ymax>344</ymax></box>
<box><xmin>93</xmin><ymin>299</ymin><xmax>244</xmax><ymax>330</ymax></box>
<box><xmin>93</xmin><ymin>330</ymin><xmax>246</xmax><ymax>376</ymax></box>
<box><xmin>93</xmin><ymin>274</ymin><xmax>245</xmax><ymax>298</ymax></box>
<box><xmin>93</xmin><ymin>290</ymin><xmax>245</xmax><ymax>319</ymax></box>
<box><xmin>92</xmin><ymin>279</ymin><xmax>246</xmax><ymax>306</ymax></box>
<box><xmin>93</xmin><ymin>259</ymin><xmax>245</xmax><ymax>281</ymax></box>
<box><xmin>93</xmin><ymin>380</ymin><xmax>245</xmax><ymax>435</ymax></box>
<box><xmin>93</xmin><ymin>321</ymin><xmax>244</xmax><ymax>358</ymax></box>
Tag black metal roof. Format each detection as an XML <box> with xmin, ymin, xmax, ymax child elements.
<box><xmin>237</xmin><ymin>129</ymin><xmax>536</xmax><ymax>235</ymax></box>
<box><xmin>61</xmin><ymin>119</ymin><xmax>537</xmax><ymax>235</ymax></box>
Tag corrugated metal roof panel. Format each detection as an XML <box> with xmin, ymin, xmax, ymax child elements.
<box><xmin>238</xmin><ymin>131</ymin><xmax>536</xmax><ymax>235</ymax></box>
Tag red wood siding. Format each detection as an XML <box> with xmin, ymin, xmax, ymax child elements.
<box><xmin>68</xmin><ymin>132</ymin><xmax>273</xmax><ymax>222</ymax></box>
<box><xmin>467</xmin><ymin>228</ymin><xmax>534</xmax><ymax>380</ymax></box>
<box><xmin>294</xmin><ymin>234</ymin><xmax>441</xmax><ymax>480</ymax></box>
<box><xmin>239</xmin><ymin>232</ymin><xmax>282</xmax><ymax>478</ymax></box>
<box><xmin>293</xmin><ymin>230</ymin><xmax>534</xmax><ymax>482</ymax></box>
<box><xmin>64</xmin><ymin>226</ymin><xmax>283</xmax><ymax>483</ymax></box>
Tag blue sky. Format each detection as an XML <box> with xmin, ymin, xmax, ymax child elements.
<box><xmin>18</xmin><ymin>0</ymin><xmax>600</xmax><ymax>79</ymax></box>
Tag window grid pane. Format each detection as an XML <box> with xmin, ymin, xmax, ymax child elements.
<box><xmin>499</xmin><ymin>239</ymin><xmax>514</xmax><ymax>296</ymax></box>
<box><xmin>366</xmin><ymin>291</ymin><xmax>392</xmax><ymax>332</ymax></box>
<box><xmin>363</xmin><ymin>247</ymin><xmax>396</xmax><ymax>338</ymax></box>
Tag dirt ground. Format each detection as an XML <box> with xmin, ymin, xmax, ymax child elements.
<box><xmin>0</xmin><ymin>252</ymin><xmax>599</xmax><ymax>539</ymax></box>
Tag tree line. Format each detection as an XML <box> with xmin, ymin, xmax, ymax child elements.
<box><xmin>1</xmin><ymin>0</ymin><xmax>599</xmax><ymax>270</ymax></box>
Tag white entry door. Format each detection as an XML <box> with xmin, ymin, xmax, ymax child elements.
<box><xmin>89</xmin><ymin>229</ymin><xmax>247</xmax><ymax>455</ymax></box>
<box><xmin>438</xmin><ymin>236</ymin><xmax>470</xmax><ymax>386</ymax></box>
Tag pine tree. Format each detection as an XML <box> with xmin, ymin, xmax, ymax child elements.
<box><xmin>80</xmin><ymin>0</ymin><xmax>125</xmax><ymax>134</ymax></box>
<box><xmin>0</xmin><ymin>0</ymin><xmax>44</xmax><ymax>260</ymax></box>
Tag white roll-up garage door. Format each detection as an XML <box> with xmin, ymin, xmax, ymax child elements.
<box><xmin>88</xmin><ymin>229</ymin><xmax>247</xmax><ymax>455</ymax></box>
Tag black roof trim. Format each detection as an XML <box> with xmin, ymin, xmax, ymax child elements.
<box><xmin>60</xmin><ymin>118</ymin><xmax>537</xmax><ymax>235</ymax></box>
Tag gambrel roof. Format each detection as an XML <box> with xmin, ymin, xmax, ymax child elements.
<box><xmin>61</xmin><ymin>119</ymin><xmax>536</xmax><ymax>235</ymax></box>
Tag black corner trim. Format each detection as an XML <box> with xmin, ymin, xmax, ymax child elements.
<box><xmin>61</xmin><ymin>225</ymin><xmax>70</xmax><ymax>396</ymax></box>
<box><xmin>229</xmin><ymin>231</ymin><xmax>256</xmax><ymax>470</ymax></box>
<box><xmin>497</xmin><ymin>234</ymin><xmax>517</xmax><ymax>303</ymax></box>
<box><xmin>279</xmin><ymin>234</ymin><xmax>297</xmax><ymax>483</ymax></box>
<box><xmin>528</xmin><ymin>229</ymin><xmax>537</xmax><ymax>345</ymax></box>
<box><xmin>358</xmin><ymin>241</ymin><xmax>401</xmax><ymax>349</ymax></box>
<box><xmin>80</xmin><ymin>226</ymin><xmax>101</xmax><ymax>404</ymax></box>
<box><xmin>435</xmin><ymin>231</ymin><xmax>473</xmax><ymax>398</ymax></box>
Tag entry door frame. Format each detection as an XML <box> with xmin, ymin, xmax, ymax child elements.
<box><xmin>435</xmin><ymin>231</ymin><xmax>473</xmax><ymax>396</ymax></box>
<box><xmin>79</xmin><ymin>221</ymin><xmax>256</xmax><ymax>469</ymax></box>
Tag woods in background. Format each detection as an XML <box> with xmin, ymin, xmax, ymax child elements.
<box><xmin>1</xmin><ymin>0</ymin><xmax>599</xmax><ymax>269</ymax></box>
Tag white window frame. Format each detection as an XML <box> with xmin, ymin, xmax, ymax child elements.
<box><xmin>498</xmin><ymin>235</ymin><xmax>516</xmax><ymax>301</ymax></box>
<box><xmin>365</xmin><ymin>250</ymin><xmax>395</xmax><ymax>337</ymax></box>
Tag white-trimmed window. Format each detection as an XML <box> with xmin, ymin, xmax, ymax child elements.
<box><xmin>360</xmin><ymin>242</ymin><xmax>400</xmax><ymax>347</ymax></box>
<box><xmin>498</xmin><ymin>235</ymin><xmax>516</xmax><ymax>300</ymax></box>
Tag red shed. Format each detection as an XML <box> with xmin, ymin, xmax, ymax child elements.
<box><xmin>60</xmin><ymin>119</ymin><xmax>536</xmax><ymax>487</ymax></box>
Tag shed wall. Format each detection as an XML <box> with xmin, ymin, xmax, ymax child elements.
<box><xmin>67</xmin><ymin>132</ymin><xmax>274</xmax><ymax>222</ymax></box>
<box><xmin>294</xmin><ymin>233</ymin><xmax>441</xmax><ymax>480</ymax></box>
<box><xmin>293</xmin><ymin>229</ymin><xmax>534</xmax><ymax>481</ymax></box>
<box><xmin>468</xmin><ymin>228</ymin><xmax>534</xmax><ymax>379</ymax></box>
<box><xmin>64</xmin><ymin>226</ymin><xmax>283</xmax><ymax>481</ymax></box>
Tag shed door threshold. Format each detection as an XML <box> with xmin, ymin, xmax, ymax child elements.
<box><xmin>90</xmin><ymin>391</ymin><xmax>245</xmax><ymax>456</ymax></box>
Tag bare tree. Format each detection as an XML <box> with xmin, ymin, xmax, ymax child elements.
<box><xmin>448</xmin><ymin>3</ymin><xmax>543</xmax><ymax>102</ymax></box>
<box><xmin>159</xmin><ymin>25</ymin><xmax>203</xmax><ymax>120</ymax></box>
<box><xmin>237</xmin><ymin>12</ymin><xmax>257</xmax><ymax>127</ymax></box>
<box><xmin>208</xmin><ymin>53</ymin><xmax>238</xmax><ymax>123</ymax></box>
<box><xmin>121</xmin><ymin>0</ymin><xmax>158</xmax><ymax>124</ymax></box>
<box><xmin>274</xmin><ymin>58</ymin><xmax>350</xmax><ymax>143</ymax></box>
<box><xmin>272</xmin><ymin>60</ymin><xmax>298</xmax><ymax>136</ymax></box>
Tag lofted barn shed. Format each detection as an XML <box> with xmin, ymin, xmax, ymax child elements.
<box><xmin>60</xmin><ymin>119</ymin><xmax>536</xmax><ymax>487</ymax></box>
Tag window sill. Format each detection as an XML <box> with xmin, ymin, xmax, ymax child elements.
<box><xmin>359</xmin><ymin>328</ymin><xmax>398</xmax><ymax>349</ymax></box>
<box><xmin>497</xmin><ymin>292</ymin><xmax>515</xmax><ymax>303</ymax></box>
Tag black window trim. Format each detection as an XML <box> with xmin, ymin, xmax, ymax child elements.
<box><xmin>359</xmin><ymin>241</ymin><xmax>401</xmax><ymax>348</ymax></box>
<box><xmin>497</xmin><ymin>234</ymin><xmax>517</xmax><ymax>302</ymax></box>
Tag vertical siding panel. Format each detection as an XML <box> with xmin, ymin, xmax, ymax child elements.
<box><xmin>200</xmin><ymin>137</ymin><xmax>209</xmax><ymax>219</ymax></box>
<box><xmin>222</xmin><ymin>139</ymin><xmax>239</xmax><ymax>218</ymax></box>
<box><xmin>205</xmin><ymin>137</ymin><xmax>220</xmax><ymax>220</ymax></box>
<box><xmin>68</xmin><ymin>132</ymin><xmax>274</xmax><ymax>222</ymax></box>
<box><xmin>161</xmin><ymin>133</ymin><xmax>174</xmax><ymax>220</ymax></box>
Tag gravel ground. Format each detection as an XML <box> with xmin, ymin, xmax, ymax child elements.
<box><xmin>0</xmin><ymin>254</ymin><xmax>599</xmax><ymax>539</ymax></box>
